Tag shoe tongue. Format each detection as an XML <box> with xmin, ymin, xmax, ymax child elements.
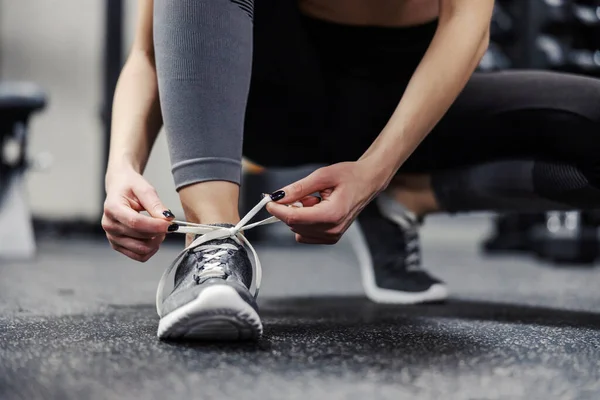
<box><xmin>173</xmin><ymin>224</ymin><xmax>244</xmax><ymax>289</ymax></box>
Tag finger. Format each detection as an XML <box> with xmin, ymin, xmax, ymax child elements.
<box><xmin>113</xmin><ymin>244</ymin><xmax>158</xmax><ymax>263</ymax></box>
<box><xmin>267</xmin><ymin>199</ymin><xmax>342</xmax><ymax>227</ymax></box>
<box><xmin>131</xmin><ymin>182</ymin><xmax>174</xmax><ymax>220</ymax></box>
<box><xmin>290</xmin><ymin>225</ymin><xmax>341</xmax><ymax>240</ymax></box>
<box><xmin>103</xmin><ymin>216</ymin><xmax>160</xmax><ymax>239</ymax></box>
<box><xmin>107</xmin><ymin>234</ymin><xmax>161</xmax><ymax>256</ymax></box>
<box><xmin>298</xmin><ymin>195</ymin><xmax>321</xmax><ymax>208</ymax></box>
<box><xmin>272</xmin><ymin>167</ymin><xmax>334</xmax><ymax>204</ymax></box>
<box><xmin>152</xmin><ymin>234</ymin><xmax>167</xmax><ymax>244</ymax></box>
<box><xmin>105</xmin><ymin>202</ymin><xmax>173</xmax><ymax>234</ymax></box>
<box><xmin>295</xmin><ymin>233</ymin><xmax>337</xmax><ymax>245</ymax></box>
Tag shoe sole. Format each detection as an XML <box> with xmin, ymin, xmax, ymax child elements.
<box><xmin>157</xmin><ymin>285</ymin><xmax>263</xmax><ymax>341</ymax></box>
<box><xmin>348</xmin><ymin>222</ymin><xmax>450</xmax><ymax>305</ymax></box>
<box><xmin>363</xmin><ymin>282</ymin><xmax>448</xmax><ymax>304</ymax></box>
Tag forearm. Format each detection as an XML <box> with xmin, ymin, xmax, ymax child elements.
<box><xmin>107</xmin><ymin>51</ymin><xmax>163</xmax><ymax>178</ymax></box>
<box><xmin>360</xmin><ymin>12</ymin><xmax>491</xmax><ymax>186</ymax></box>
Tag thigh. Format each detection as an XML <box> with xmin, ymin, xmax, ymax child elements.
<box><xmin>245</xmin><ymin>7</ymin><xmax>432</xmax><ymax>167</ymax></box>
<box><xmin>403</xmin><ymin>70</ymin><xmax>600</xmax><ymax>172</ymax></box>
<box><xmin>243</xmin><ymin>79</ymin><xmax>331</xmax><ymax>167</ymax></box>
<box><xmin>243</xmin><ymin>0</ymin><xmax>331</xmax><ymax>167</ymax></box>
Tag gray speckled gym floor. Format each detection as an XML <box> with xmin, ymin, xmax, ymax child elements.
<box><xmin>1</xmin><ymin>214</ymin><xmax>600</xmax><ymax>400</ymax></box>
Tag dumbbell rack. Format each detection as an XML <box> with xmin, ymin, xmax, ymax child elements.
<box><xmin>484</xmin><ymin>0</ymin><xmax>600</xmax><ymax>264</ymax></box>
<box><xmin>488</xmin><ymin>0</ymin><xmax>599</xmax><ymax>73</ymax></box>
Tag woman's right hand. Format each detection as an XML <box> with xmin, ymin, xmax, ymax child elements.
<box><xmin>102</xmin><ymin>168</ymin><xmax>175</xmax><ymax>262</ymax></box>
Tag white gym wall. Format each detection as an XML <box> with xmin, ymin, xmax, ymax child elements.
<box><xmin>0</xmin><ymin>0</ymin><xmax>183</xmax><ymax>221</ymax></box>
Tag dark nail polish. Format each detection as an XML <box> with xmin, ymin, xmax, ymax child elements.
<box><xmin>270</xmin><ymin>190</ymin><xmax>286</xmax><ymax>202</ymax></box>
<box><xmin>163</xmin><ymin>210</ymin><xmax>175</xmax><ymax>218</ymax></box>
<box><xmin>167</xmin><ymin>223</ymin><xmax>179</xmax><ymax>232</ymax></box>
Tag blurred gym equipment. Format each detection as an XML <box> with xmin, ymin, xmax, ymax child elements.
<box><xmin>535</xmin><ymin>34</ymin><xmax>600</xmax><ymax>73</ymax></box>
<box><xmin>490</xmin><ymin>2</ymin><xmax>516</xmax><ymax>44</ymax></box>
<box><xmin>0</xmin><ymin>82</ymin><xmax>47</xmax><ymax>259</ymax></box>
<box><xmin>538</xmin><ymin>0</ymin><xmax>574</xmax><ymax>27</ymax></box>
<box><xmin>478</xmin><ymin>1</ymin><xmax>518</xmax><ymax>72</ymax></box>
<box><xmin>482</xmin><ymin>213</ymin><xmax>545</xmax><ymax>254</ymax></box>
<box><xmin>572</xmin><ymin>0</ymin><xmax>600</xmax><ymax>27</ymax></box>
<box><xmin>33</xmin><ymin>0</ymin><xmax>124</xmax><ymax>240</ymax></box>
<box><xmin>530</xmin><ymin>211</ymin><xmax>599</xmax><ymax>264</ymax></box>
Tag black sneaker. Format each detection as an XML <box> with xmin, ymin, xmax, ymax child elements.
<box><xmin>355</xmin><ymin>194</ymin><xmax>448</xmax><ymax>304</ymax></box>
<box><xmin>156</xmin><ymin>225</ymin><xmax>262</xmax><ymax>341</ymax></box>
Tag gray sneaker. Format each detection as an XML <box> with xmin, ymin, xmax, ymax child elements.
<box><xmin>156</xmin><ymin>225</ymin><xmax>262</xmax><ymax>341</ymax></box>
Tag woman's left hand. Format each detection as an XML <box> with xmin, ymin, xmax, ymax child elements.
<box><xmin>265</xmin><ymin>161</ymin><xmax>388</xmax><ymax>244</ymax></box>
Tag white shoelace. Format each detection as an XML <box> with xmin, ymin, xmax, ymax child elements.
<box><xmin>404</xmin><ymin>230</ymin><xmax>421</xmax><ymax>272</ymax></box>
<box><xmin>191</xmin><ymin>243</ymin><xmax>239</xmax><ymax>281</ymax></box>
<box><xmin>156</xmin><ymin>195</ymin><xmax>299</xmax><ymax>318</ymax></box>
<box><xmin>376</xmin><ymin>194</ymin><xmax>422</xmax><ymax>272</ymax></box>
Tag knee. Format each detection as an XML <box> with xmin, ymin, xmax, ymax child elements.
<box><xmin>545</xmin><ymin>158</ymin><xmax>600</xmax><ymax>196</ymax></box>
<box><xmin>566</xmin><ymin>75</ymin><xmax>600</xmax><ymax>124</ymax></box>
<box><xmin>532</xmin><ymin>161</ymin><xmax>600</xmax><ymax>207</ymax></box>
<box><xmin>579</xmin><ymin>163</ymin><xmax>600</xmax><ymax>189</ymax></box>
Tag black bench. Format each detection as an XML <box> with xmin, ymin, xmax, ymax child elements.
<box><xmin>0</xmin><ymin>82</ymin><xmax>47</xmax><ymax>258</ymax></box>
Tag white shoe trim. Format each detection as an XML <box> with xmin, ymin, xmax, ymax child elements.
<box><xmin>157</xmin><ymin>284</ymin><xmax>262</xmax><ymax>340</ymax></box>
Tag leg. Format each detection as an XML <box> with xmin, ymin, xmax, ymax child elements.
<box><xmin>388</xmin><ymin>174</ymin><xmax>440</xmax><ymax>217</ymax></box>
<box><xmin>351</xmin><ymin>70</ymin><xmax>600</xmax><ymax>304</ymax></box>
<box><xmin>388</xmin><ymin>160</ymin><xmax>589</xmax><ymax>217</ymax></box>
<box><xmin>154</xmin><ymin>0</ymin><xmax>254</xmax><ymax>229</ymax></box>
<box><xmin>153</xmin><ymin>0</ymin><xmax>263</xmax><ymax>341</ymax></box>
<box><xmin>398</xmin><ymin>70</ymin><xmax>600</xmax><ymax>214</ymax></box>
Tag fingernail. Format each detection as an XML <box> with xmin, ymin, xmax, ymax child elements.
<box><xmin>167</xmin><ymin>223</ymin><xmax>179</xmax><ymax>232</ymax></box>
<box><xmin>270</xmin><ymin>190</ymin><xmax>285</xmax><ymax>202</ymax></box>
<box><xmin>163</xmin><ymin>210</ymin><xmax>175</xmax><ymax>218</ymax></box>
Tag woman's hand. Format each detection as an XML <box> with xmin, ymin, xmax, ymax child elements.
<box><xmin>266</xmin><ymin>160</ymin><xmax>389</xmax><ymax>244</ymax></box>
<box><xmin>102</xmin><ymin>167</ymin><xmax>174</xmax><ymax>262</ymax></box>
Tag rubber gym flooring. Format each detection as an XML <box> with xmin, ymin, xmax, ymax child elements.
<box><xmin>1</xmin><ymin>215</ymin><xmax>600</xmax><ymax>400</ymax></box>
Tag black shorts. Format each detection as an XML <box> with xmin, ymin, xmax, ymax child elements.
<box><xmin>243</xmin><ymin>0</ymin><xmax>600</xmax><ymax>180</ymax></box>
